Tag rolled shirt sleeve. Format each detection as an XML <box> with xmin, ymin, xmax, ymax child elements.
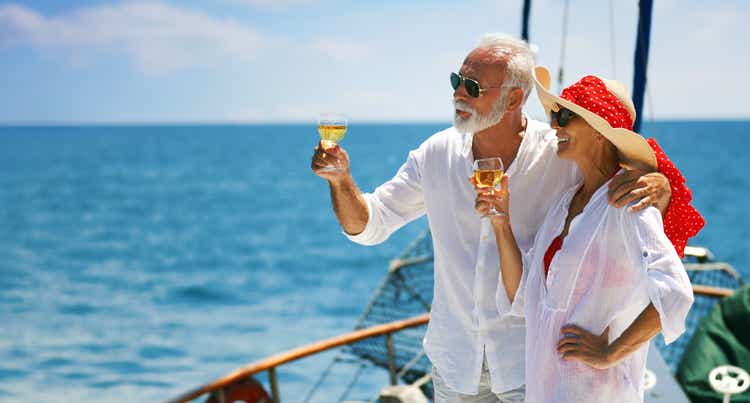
<box><xmin>631</xmin><ymin>207</ymin><xmax>695</xmax><ymax>344</ymax></box>
<box><xmin>345</xmin><ymin>149</ymin><xmax>426</xmax><ymax>246</ymax></box>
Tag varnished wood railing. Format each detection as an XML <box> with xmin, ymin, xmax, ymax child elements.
<box><xmin>692</xmin><ymin>284</ymin><xmax>735</xmax><ymax>298</ymax></box>
<box><xmin>165</xmin><ymin>313</ymin><xmax>430</xmax><ymax>403</ymax></box>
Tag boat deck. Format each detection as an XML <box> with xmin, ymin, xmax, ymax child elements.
<box><xmin>646</xmin><ymin>343</ymin><xmax>690</xmax><ymax>402</ymax></box>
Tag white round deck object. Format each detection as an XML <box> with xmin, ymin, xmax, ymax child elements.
<box><xmin>643</xmin><ymin>368</ymin><xmax>657</xmax><ymax>391</ymax></box>
<box><xmin>708</xmin><ymin>365</ymin><xmax>750</xmax><ymax>396</ymax></box>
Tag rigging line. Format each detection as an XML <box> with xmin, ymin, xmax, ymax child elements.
<box><xmin>337</xmin><ymin>362</ymin><xmax>368</xmax><ymax>403</ymax></box>
<box><xmin>557</xmin><ymin>0</ymin><xmax>571</xmax><ymax>91</ymax></box>
<box><xmin>642</xmin><ymin>26</ymin><xmax>656</xmax><ymax>125</ymax></box>
<box><xmin>392</xmin><ymin>271</ymin><xmax>432</xmax><ymax>312</ymax></box>
<box><xmin>609</xmin><ymin>0</ymin><xmax>618</xmax><ymax>79</ymax></box>
<box><xmin>646</xmin><ymin>82</ymin><xmax>655</xmax><ymax>125</ymax></box>
<box><xmin>351</xmin><ymin>269</ymin><xmax>401</xmax><ymax>329</ymax></box>
<box><xmin>396</xmin><ymin>350</ymin><xmax>427</xmax><ymax>378</ymax></box>
<box><xmin>302</xmin><ymin>354</ymin><xmax>343</xmax><ymax>403</ymax></box>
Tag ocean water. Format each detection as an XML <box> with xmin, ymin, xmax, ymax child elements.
<box><xmin>0</xmin><ymin>121</ymin><xmax>747</xmax><ymax>402</ymax></box>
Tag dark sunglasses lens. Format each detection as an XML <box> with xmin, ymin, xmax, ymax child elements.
<box><xmin>560</xmin><ymin>109</ymin><xmax>570</xmax><ymax>126</ymax></box>
<box><xmin>450</xmin><ymin>73</ymin><xmax>460</xmax><ymax>90</ymax></box>
<box><xmin>562</xmin><ymin>109</ymin><xmax>575</xmax><ymax>126</ymax></box>
<box><xmin>550</xmin><ymin>110</ymin><xmax>559</xmax><ymax>126</ymax></box>
<box><xmin>465</xmin><ymin>79</ymin><xmax>480</xmax><ymax>97</ymax></box>
<box><xmin>552</xmin><ymin>108</ymin><xmax>574</xmax><ymax>127</ymax></box>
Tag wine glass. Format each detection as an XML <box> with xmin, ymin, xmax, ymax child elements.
<box><xmin>473</xmin><ymin>157</ymin><xmax>505</xmax><ymax>217</ymax></box>
<box><xmin>317</xmin><ymin>114</ymin><xmax>347</xmax><ymax>172</ymax></box>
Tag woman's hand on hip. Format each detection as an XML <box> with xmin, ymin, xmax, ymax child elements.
<box><xmin>557</xmin><ymin>324</ymin><xmax>615</xmax><ymax>369</ymax></box>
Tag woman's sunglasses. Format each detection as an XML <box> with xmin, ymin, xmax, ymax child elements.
<box><xmin>450</xmin><ymin>72</ymin><xmax>502</xmax><ymax>98</ymax></box>
<box><xmin>550</xmin><ymin>107</ymin><xmax>578</xmax><ymax>127</ymax></box>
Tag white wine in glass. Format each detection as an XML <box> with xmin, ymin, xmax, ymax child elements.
<box><xmin>317</xmin><ymin>114</ymin><xmax>347</xmax><ymax>148</ymax></box>
<box><xmin>317</xmin><ymin>114</ymin><xmax>347</xmax><ymax>171</ymax></box>
<box><xmin>473</xmin><ymin>157</ymin><xmax>504</xmax><ymax>216</ymax></box>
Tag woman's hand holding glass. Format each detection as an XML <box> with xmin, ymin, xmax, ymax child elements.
<box><xmin>473</xmin><ymin>172</ymin><xmax>510</xmax><ymax>229</ymax></box>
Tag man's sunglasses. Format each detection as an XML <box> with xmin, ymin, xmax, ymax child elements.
<box><xmin>550</xmin><ymin>107</ymin><xmax>578</xmax><ymax>127</ymax></box>
<box><xmin>450</xmin><ymin>72</ymin><xmax>503</xmax><ymax>98</ymax></box>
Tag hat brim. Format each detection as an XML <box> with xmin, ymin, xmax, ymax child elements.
<box><xmin>533</xmin><ymin>66</ymin><xmax>657</xmax><ymax>171</ymax></box>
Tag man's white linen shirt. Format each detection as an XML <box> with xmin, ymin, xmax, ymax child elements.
<box><xmin>346</xmin><ymin>118</ymin><xmax>579</xmax><ymax>394</ymax></box>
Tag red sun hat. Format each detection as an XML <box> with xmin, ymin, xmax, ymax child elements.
<box><xmin>560</xmin><ymin>76</ymin><xmax>634</xmax><ymax>131</ymax></box>
<box><xmin>533</xmin><ymin>66</ymin><xmax>657</xmax><ymax>171</ymax></box>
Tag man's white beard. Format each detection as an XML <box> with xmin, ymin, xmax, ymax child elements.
<box><xmin>453</xmin><ymin>98</ymin><xmax>506</xmax><ymax>134</ymax></box>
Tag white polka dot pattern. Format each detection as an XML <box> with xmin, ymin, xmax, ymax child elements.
<box><xmin>561</xmin><ymin>76</ymin><xmax>634</xmax><ymax>130</ymax></box>
<box><xmin>647</xmin><ymin>138</ymin><xmax>706</xmax><ymax>257</ymax></box>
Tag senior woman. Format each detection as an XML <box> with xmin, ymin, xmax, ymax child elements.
<box><xmin>477</xmin><ymin>67</ymin><xmax>694</xmax><ymax>403</ymax></box>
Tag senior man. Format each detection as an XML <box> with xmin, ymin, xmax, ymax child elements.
<box><xmin>311</xmin><ymin>33</ymin><xmax>703</xmax><ymax>402</ymax></box>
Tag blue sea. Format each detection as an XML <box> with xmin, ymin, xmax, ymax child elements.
<box><xmin>0</xmin><ymin>121</ymin><xmax>748</xmax><ymax>402</ymax></box>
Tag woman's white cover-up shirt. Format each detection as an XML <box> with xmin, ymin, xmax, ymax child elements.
<box><xmin>510</xmin><ymin>176</ymin><xmax>694</xmax><ymax>403</ymax></box>
<box><xmin>346</xmin><ymin>119</ymin><xmax>578</xmax><ymax>394</ymax></box>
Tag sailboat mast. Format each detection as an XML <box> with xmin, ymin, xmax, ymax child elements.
<box><xmin>521</xmin><ymin>0</ymin><xmax>532</xmax><ymax>41</ymax></box>
<box><xmin>632</xmin><ymin>0</ymin><xmax>653</xmax><ymax>132</ymax></box>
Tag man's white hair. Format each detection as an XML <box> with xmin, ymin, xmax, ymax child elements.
<box><xmin>477</xmin><ymin>33</ymin><xmax>535</xmax><ymax>104</ymax></box>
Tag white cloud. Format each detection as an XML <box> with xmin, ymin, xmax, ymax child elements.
<box><xmin>0</xmin><ymin>2</ymin><xmax>263</xmax><ymax>74</ymax></box>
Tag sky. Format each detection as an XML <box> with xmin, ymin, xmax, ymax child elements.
<box><xmin>0</xmin><ymin>0</ymin><xmax>748</xmax><ymax>124</ymax></box>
